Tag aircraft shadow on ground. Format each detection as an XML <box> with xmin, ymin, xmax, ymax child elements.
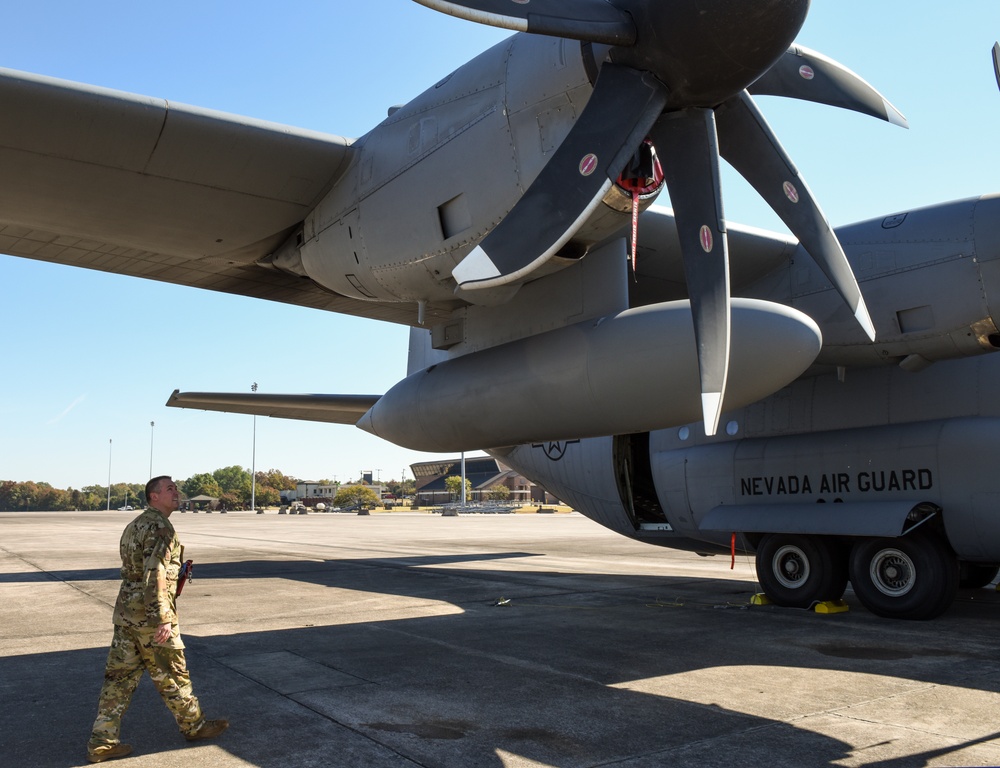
<box><xmin>5</xmin><ymin>554</ymin><xmax>1000</xmax><ymax>767</ymax></box>
<box><xmin>0</xmin><ymin>553</ymin><xmax>535</xmax><ymax>584</ymax></box>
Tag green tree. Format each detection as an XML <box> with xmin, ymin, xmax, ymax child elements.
<box><xmin>213</xmin><ymin>466</ymin><xmax>252</xmax><ymax>504</ymax></box>
<box><xmin>386</xmin><ymin>478</ymin><xmax>416</xmax><ymax>498</ymax></box>
<box><xmin>486</xmin><ymin>484</ymin><xmax>510</xmax><ymax>501</ymax></box>
<box><xmin>84</xmin><ymin>492</ymin><xmax>104</xmax><ymax>510</ymax></box>
<box><xmin>445</xmin><ymin>475</ymin><xmax>472</xmax><ymax>502</ymax></box>
<box><xmin>182</xmin><ymin>473</ymin><xmax>223</xmax><ymax>499</ymax></box>
<box><xmin>0</xmin><ymin>480</ymin><xmax>73</xmax><ymax>511</ymax></box>
<box><xmin>256</xmin><ymin>469</ymin><xmax>297</xmax><ymax>491</ymax></box>
<box><xmin>0</xmin><ymin>481</ymin><xmax>13</xmax><ymax>510</ymax></box>
<box><xmin>81</xmin><ymin>485</ymin><xmax>109</xmax><ymax>510</ymax></box>
<box><xmin>33</xmin><ymin>482</ymin><xmax>60</xmax><ymax>510</ymax></box>
<box><xmin>16</xmin><ymin>481</ymin><xmax>41</xmax><ymax>511</ymax></box>
<box><xmin>333</xmin><ymin>485</ymin><xmax>381</xmax><ymax>509</ymax></box>
<box><xmin>254</xmin><ymin>485</ymin><xmax>280</xmax><ymax>506</ymax></box>
<box><xmin>106</xmin><ymin>483</ymin><xmax>135</xmax><ymax>509</ymax></box>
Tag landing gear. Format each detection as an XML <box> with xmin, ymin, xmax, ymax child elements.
<box><xmin>755</xmin><ymin>534</ymin><xmax>848</xmax><ymax>609</ymax></box>
<box><xmin>752</xmin><ymin>526</ymin><xmax>960</xmax><ymax>619</ymax></box>
<box><xmin>848</xmin><ymin>534</ymin><xmax>958</xmax><ymax>620</ymax></box>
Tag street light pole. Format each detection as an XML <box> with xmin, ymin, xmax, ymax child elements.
<box><xmin>461</xmin><ymin>451</ymin><xmax>466</xmax><ymax>509</ymax></box>
<box><xmin>251</xmin><ymin>382</ymin><xmax>258</xmax><ymax>511</ymax></box>
<box><xmin>107</xmin><ymin>438</ymin><xmax>112</xmax><ymax>511</ymax></box>
<box><xmin>149</xmin><ymin>421</ymin><xmax>155</xmax><ymax>479</ymax></box>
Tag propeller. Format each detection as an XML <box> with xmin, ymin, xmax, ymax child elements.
<box><xmin>427</xmin><ymin>0</ymin><xmax>900</xmax><ymax>434</ymax></box>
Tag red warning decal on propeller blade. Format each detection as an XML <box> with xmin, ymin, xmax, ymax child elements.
<box><xmin>783</xmin><ymin>181</ymin><xmax>800</xmax><ymax>204</ymax></box>
<box><xmin>798</xmin><ymin>65</ymin><xmax>815</xmax><ymax>80</ymax></box>
<box><xmin>700</xmin><ymin>225</ymin><xmax>714</xmax><ymax>253</ymax></box>
<box><xmin>579</xmin><ymin>154</ymin><xmax>599</xmax><ymax>177</ymax></box>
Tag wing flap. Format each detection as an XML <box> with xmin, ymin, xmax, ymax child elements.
<box><xmin>0</xmin><ymin>222</ymin><xmax>438</xmax><ymax>325</ymax></box>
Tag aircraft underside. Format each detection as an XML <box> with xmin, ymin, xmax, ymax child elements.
<box><xmin>499</xmin><ymin>350</ymin><xmax>1000</xmax><ymax>621</ymax></box>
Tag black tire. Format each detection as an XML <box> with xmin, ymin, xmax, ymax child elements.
<box><xmin>958</xmin><ymin>562</ymin><xmax>1000</xmax><ymax>589</ymax></box>
<box><xmin>755</xmin><ymin>534</ymin><xmax>849</xmax><ymax>609</ymax></box>
<box><xmin>848</xmin><ymin>534</ymin><xmax>958</xmax><ymax>620</ymax></box>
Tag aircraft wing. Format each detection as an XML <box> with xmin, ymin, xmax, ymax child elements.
<box><xmin>0</xmin><ymin>68</ymin><xmax>425</xmax><ymax>326</ymax></box>
<box><xmin>166</xmin><ymin>391</ymin><xmax>380</xmax><ymax>425</ymax></box>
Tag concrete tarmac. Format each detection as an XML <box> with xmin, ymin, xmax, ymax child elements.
<box><xmin>3</xmin><ymin>509</ymin><xmax>1000</xmax><ymax>768</ymax></box>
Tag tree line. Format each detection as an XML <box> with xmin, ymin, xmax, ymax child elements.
<box><xmin>0</xmin><ymin>469</ymin><xmax>420</xmax><ymax>512</ymax></box>
<box><xmin>0</xmin><ymin>467</ymin><xmax>297</xmax><ymax>511</ymax></box>
<box><xmin>180</xmin><ymin>467</ymin><xmax>299</xmax><ymax>509</ymax></box>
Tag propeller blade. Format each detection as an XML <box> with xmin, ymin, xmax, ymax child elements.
<box><xmin>650</xmin><ymin>109</ymin><xmax>730</xmax><ymax>436</ymax></box>
<box><xmin>749</xmin><ymin>45</ymin><xmax>908</xmax><ymax>128</ymax></box>
<box><xmin>993</xmin><ymin>42</ymin><xmax>1000</xmax><ymax>93</ymax></box>
<box><xmin>717</xmin><ymin>92</ymin><xmax>876</xmax><ymax>341</ymax></box>
<box><xmin>411</xmin><ymin>0</ymin><xmax>636</xmax><ymax>46</ymax></box>
<box><xmin>454</xmin><ymin>64</ymin><xmax>667</xmax><ymax>290</ymax></box>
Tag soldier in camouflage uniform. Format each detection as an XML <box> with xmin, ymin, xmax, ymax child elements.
<box><xmin>86</xmin><ymin>475</ymin><xmax>228</xmax><ymax>763</ymax></box>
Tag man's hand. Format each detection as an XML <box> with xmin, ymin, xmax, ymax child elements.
<box><xmin>154</xmin><ymin>622</ymin><xmax>172</xmax><ymax>644</ymax></box>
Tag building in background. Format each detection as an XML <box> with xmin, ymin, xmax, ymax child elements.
<box><xmin>284</xmin><ymin>480</ymin><xmax>388</xmax><ymax>507</ymax></box>
<box><xmin>410</xmin><ymin>457</ymin><xmax>559</xmax><ymax>506</ymax></box>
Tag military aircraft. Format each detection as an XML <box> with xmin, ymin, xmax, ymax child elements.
<box><xmin>0</xmin><ymin>1</ymin><xmax>996</xmax><ymax>620</ymax></box>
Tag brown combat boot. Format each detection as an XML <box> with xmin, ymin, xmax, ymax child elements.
<box><xmin>185</xmin><ymin>718</ymin><xmax>229</xmax><ymax>741</ymax></box>
<box><xmin>87</xmin><ymin>743</ymin><xmax>133</xmax><ymax>763</ymax></box>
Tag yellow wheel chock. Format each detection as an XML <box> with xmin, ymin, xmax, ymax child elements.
<box><xmin>750</xmin><ymin>594</ymin><xmax>849</xmax><ymax>614</ymax></box>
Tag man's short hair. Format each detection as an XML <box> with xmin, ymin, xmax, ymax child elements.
<box><xmin>145</xmin><ymin>475</ymin><xmax>172</xmax><ymax>503</ymax></box>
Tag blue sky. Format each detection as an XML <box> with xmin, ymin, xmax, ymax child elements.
<box><xmin>1</xmin><ymin>1</ymin><xmax>999</xmax><ymax>490</ymax></box>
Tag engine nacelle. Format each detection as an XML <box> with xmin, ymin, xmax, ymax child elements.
<box><xmin>269</xmin><ymin>35</ymin><xmax>666</xmax><ymax>307</ymax></box>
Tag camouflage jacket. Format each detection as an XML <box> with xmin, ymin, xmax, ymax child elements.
<box><xmin>112</xmin><ymin>507</ymin><xmax>184</xmax><ymax>644</ymax></box>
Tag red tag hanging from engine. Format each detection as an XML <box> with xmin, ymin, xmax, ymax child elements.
<box><xmin>616</xmin><ymin>139</ymin><xmax>663</xmax><ymax>277</ymax></box>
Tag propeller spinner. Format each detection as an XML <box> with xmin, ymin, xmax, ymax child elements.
<box><xmin>429</xmin><ymin>0</ymin><xmax>888</xmax><ymax>435</ymax></box>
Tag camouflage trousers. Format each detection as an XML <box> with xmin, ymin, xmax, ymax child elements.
<box><xmin>89</xmin><ymin>625</ymin><xmax>205</xmax><ymax>748</ymax></box>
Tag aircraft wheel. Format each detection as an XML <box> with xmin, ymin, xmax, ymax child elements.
<box><xmin>849</xmin><ymin>534</ymin><xmax>958</xmax><ymax>620</ymax></box>
<box><xmin>958</xmin><ymin>562</ymin><xmax>1000</xmax><ymax>589</ymax></box>
<box><xmin>755</xmin><ymin>534</ymin><xmax>848</xmax><ymax>609</ymax></box>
